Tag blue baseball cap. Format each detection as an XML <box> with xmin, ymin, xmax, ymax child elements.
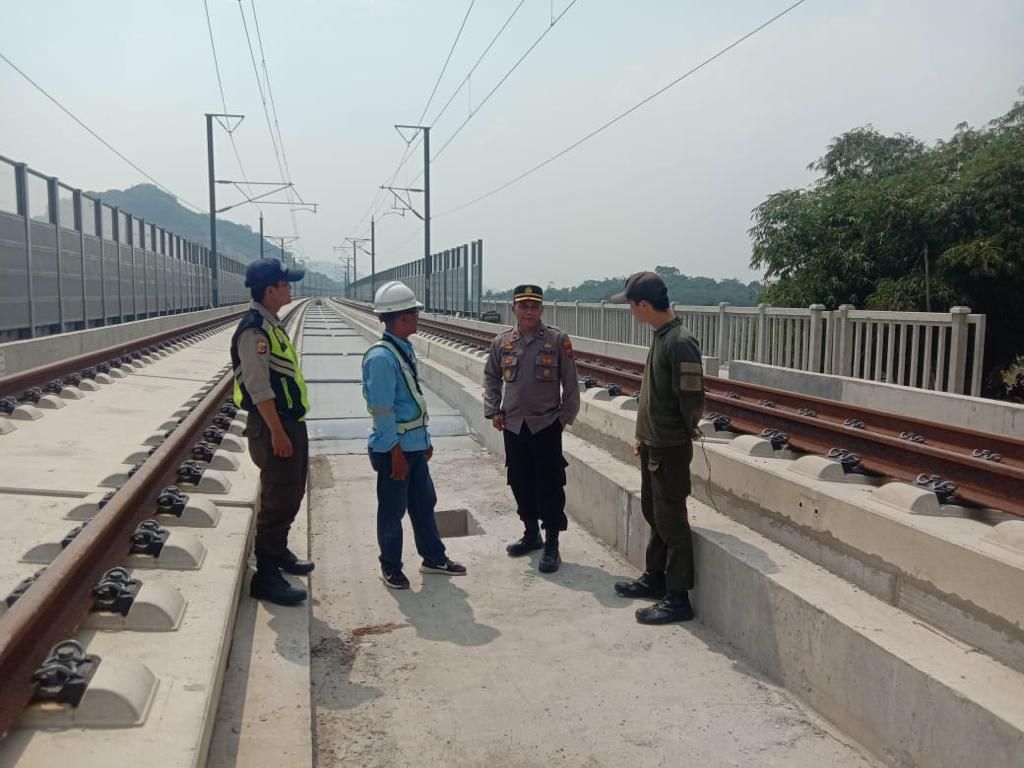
<box><xmin>244</xmin><ymin>258</ymin><xmax>305</xmax><ymax>289</ymax></box>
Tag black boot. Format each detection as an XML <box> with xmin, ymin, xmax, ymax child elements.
<box><xmin>275</xmin><ymin>548</ymin><xmax>315</xmax><ymax>576</ymax></box>
<box><xmin>250</xmin><ymin>558</ymin><xmax>307</xmax><ymax>606</ymax></box>
<box><xmin>538</xmin><ymin>531</ymin><xmax>561</xmax><ymax>574</ymax></box>
<box><xmin>635</xmin><ymin>592</ymin><xmax>694</xmax><ymax>624</ymax></box>
<box><xmin>614</xmin><ymin>572</ymin><xmax>667</xmax><ymax>599</ymax></box>
<box><xmin>506</xmin><ymin>527</ymin><xmax>543</xmax><ymax>557</ymax></box>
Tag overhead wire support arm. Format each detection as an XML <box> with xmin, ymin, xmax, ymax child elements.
<box><xmin>380</xmin><ymin>185</ymin><xmax>425</xmax><ymax>221</ymax></box>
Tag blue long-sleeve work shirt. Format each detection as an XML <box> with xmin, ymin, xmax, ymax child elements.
<box><xmin>362</xmin><ymin>332</ymin><xmax>432</xmax><ymax>453</ymax></box>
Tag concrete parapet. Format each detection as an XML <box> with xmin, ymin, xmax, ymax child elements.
<box><xmin>0</xmin><ymin>305</ymin><xmax>246</xmax><ymax>376</ymax></box>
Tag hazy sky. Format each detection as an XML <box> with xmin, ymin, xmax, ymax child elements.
<box><xmin>2</xmin><ymin>0</ymin><xmax>1021</xmax><ymax>290</ymax></box>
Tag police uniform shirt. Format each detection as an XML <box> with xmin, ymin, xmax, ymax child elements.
<box><xmin>483</xmin><ymin>322</ymin><xmax>581</xmax><ymax>435</ymax></box>
<box><xmin>235</xmin><ymin>301</ymin><xmax>287</xmax><ymax>406</ymax></box>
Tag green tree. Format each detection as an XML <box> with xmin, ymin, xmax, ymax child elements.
<box><xmin>485</xmin><ymin>269</ymin><xmax>762</xmax><ymax>306</ymax></box>
<box><xmin>750</xmin><ymin>90</ymin><xmax>1024</xmax><ymax>391</ymax></box>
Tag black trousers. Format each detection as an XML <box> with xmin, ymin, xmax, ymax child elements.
<box><xmin>246</xmin><ymin>413</ymin><xmax>309</xmax><ymax>559</ymax></box>
<box><xmin>503</xmin><ymin>420</ymin><xmax>568</xmax><ymax>532</ymax></box>
<box><xmin>639</xmin><ymin>442</ymin><xmax>695</xmax><ymax>593</ymax></box>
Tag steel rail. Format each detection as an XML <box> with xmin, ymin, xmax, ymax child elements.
<box><xmin>0</xmin><ymin>310</ymin><xmax>246</xmax><ymax>404</ymax></box>
<box><xmin>702</xmin><ymin>378</ymin><xmax>1023</xmax><ymax>471</ymax></box>
<box><xmin>706</xmin><ymin>396</ymin><xmax>1024</xmax><ymax>516</ymax></box>
<box><xmin>0</xmin><ymin>302</ymin><xmax>304</xmax><ymax>739</ymax></box>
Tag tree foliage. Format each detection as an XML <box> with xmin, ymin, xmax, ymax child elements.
<box><xmin>750</xmin><ymin>90</ymin><xmax>1024</xmax><ymax>388</ymax></box>
<box><xmin>486</xmin><ymin>266</ymin><xmax>762</xmax><ymax>306</ymax></box>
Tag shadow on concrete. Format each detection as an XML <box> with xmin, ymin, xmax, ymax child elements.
<box><xmin>308</xmin><ymin>613</ymin><xmax>382</xmax><ymax>712</ymax></box>
<box><xmin>386</xmin><ymin>578</ymin><xmax>501</xmax><ymax>647</ymax></box>
<box><xmin>258</xmin><ymin>579</ymin><xmax>314</xmax><ymax>665</ymax></box>
<box><xmin>527</xmin><ymin>556</ymin><xmax>635</xmax><ymax>610</ymax></box>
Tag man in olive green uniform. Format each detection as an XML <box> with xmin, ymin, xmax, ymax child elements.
<box><xmin>231</xmin><ymin>258</ymin><xmax>314</xmax><ymax>607</ymax></box>
<box><xmin>484</xmin><ymin>284</ymin><xmax>580</xmax><ymax>573</ymax></box>
<box><xmin>610</xmin><ymin>272</ymin><xmax>704</xmax><ymax>624</ymax></box>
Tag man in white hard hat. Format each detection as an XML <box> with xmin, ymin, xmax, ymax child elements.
<box><xmin>361</xmin><ymin>281</ymin><xmax>467</xmax><ymax>589</ymax></box>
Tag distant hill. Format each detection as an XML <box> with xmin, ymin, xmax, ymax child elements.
<box><xmin>87</xmin><ymin>184</ymin><xmax>342</xmax><ymax>283</ymax></box>
<box><xmin>485</xmin><ymin>266</ymin><xmax>762</xmax><ymax>306</ymax></box>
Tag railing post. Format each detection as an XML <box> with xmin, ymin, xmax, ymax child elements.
<box><xmin>755</xmin><ymin>303</ymin><xmax>768</xmax><ymax>363</ymax></box>
<box><xmin>77</xmin><ymin>190</ymin><xmax>87</xmax><ymax>328</ymax></box>
<box><xmin>947</xmin><ymin>306</ymin><xmax>970</xmax><ymax>395</ymax></box>
<box><xmin>808</xmin><ymin>303</ymin><xmax>826</xmax><ymax>372</ymax></box>
<box><xmin>969</xmin><ymin>313</ymin><xmax>986</xmax><ymax>398</ymax></box>
<box><xmin>574</xmin><ymin>300</ymin><xmax>580</xmax><ymax>337</ymax></box>
<box><xmin>17</xmin><ymin>163</ymin><xmax>37</xmax><ymax>338</ymax></box>
<box><xmin>836</xmin><ymin>304</ymin><xmax>854</xmax><ymax>376</ymax></box>
<box><xmin>716</xmin><ymin>302</ymin><xmax>730</xmax><ymax>362</ymax></box>
<box><xmin>51</xmin><ymin>176</ymin><xmax>66</xmax><ymax>333</ymax></box>
<box><xmin>599</xmin><ymin>300</ymin><xmax>607</xmax><ymax>340</ymax></box>
<box><xmin>97</xmin><ymin>198</ymin><xmax>106</xmax><ymax>324</ymax></box>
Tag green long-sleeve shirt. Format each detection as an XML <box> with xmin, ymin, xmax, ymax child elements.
<box><xmin>635</xmin><ymin>317</ymin><xmax>705</xmax><ymax>447</ymax></box>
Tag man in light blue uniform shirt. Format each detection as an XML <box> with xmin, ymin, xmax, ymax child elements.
<box><xmin>362</xmin><ymin>280</ymin><xmax>467</xmax><ymax>589</ymax></box>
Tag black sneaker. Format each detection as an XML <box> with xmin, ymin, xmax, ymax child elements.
<box><xmin>614</xmin><ymin>572</ymin><xmax>667</xmax><ymax>599</ymax></box>
<box><xmin>420</xmin><ymin>559</ymin><xmax>467</xmax><ymax>576</ymax></box>
<box><xmin>635</xmin><ymin>593</ymin><xmax>695</xmax><ymax>625</ymax></box>
<box><xmin>275</xmin><ymin>548</ymin><xmax>315</xmax><ymax>576</ymax></box>
<box><xmin>381</xmin><ymin>569</ymin><xmax>410</xmax><ymax>589</ymax></box>
<box><xmin>506</xmin><ymin>533</ymin><xmax>543</xmax><ymax>557</ymax></box>
<box><xmin>250</xmin><ymin>568</ymin><xmax>307</xmax><ymax>606</ymax></box>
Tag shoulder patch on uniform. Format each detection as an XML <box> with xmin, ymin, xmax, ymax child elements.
<box><xmin>679</xmin><ymin>373</ymin><xmax>703</xmax><ymax>392</ymax></box>
<box><xmin>562</xmin><ymin>336</ymin><xmax>574</xmax><ymax>359</ymax></box>
<box><xmin>679</xmin><ymin>362</ymin><xmax>703</xmax><ymax>374</ymax></box>
<box><xmin>255</xmin><ymin>337</ymin><xmax>268</xmax><ymax>354</ymax></box>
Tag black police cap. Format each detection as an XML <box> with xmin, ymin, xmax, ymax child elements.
<box><xmin>513</xmin><ymin>284</ymin><xmax>543</xmax><ymax>303</ymax></box>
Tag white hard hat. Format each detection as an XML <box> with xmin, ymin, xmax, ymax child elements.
<box><xmin>373</xmin><ymin>280</ymin><xmax>424</xmax><ymax>314</ymax></box>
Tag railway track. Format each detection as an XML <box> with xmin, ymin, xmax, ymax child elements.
<box><xmin>335</xmin><ymin>299</ymin><xmax>1024</xmax><ymax>518</ymax></box>
<box><xmin>0</xmin><ymin>303</ymin><xmax>306</xmax><ymax>739</ymax></box>
<box><xmin>1</xmin><ymin>311</ymin><xmax>246</xmax><ymax>418</ymax></box>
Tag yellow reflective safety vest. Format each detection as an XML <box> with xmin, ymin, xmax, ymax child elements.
<box><xmin>231</xmin><ymin>307</ymin><xmax>309</xmax><ymax>420</ymax></box>
<box><xmin>362</xmin><ymin>338</ymin><xmax>428</xmax><ymax>434</ymax></box>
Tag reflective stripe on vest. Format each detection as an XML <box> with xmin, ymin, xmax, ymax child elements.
<box><xmin>232</xmin><ymin>317</ymin><xmax>310</xmax><ymax>420</ymax></box>
<box><xmin>363</xmin><ymin>339</ymin><xmax>428</xmax><ymax>434</ymax></box>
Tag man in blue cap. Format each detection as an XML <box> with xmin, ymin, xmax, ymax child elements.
<box><xmin>230</xmin><ymin>257</ymin><xmax>314</xmax><ymax>606</ymax></box>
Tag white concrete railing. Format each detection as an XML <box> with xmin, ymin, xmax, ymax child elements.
<box><xmin>479</xmin><ymin>300</ymin><xmax>987</xmax><ymax>397</ymax></box>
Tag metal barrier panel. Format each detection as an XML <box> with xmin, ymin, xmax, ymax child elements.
<box><xmin>59</xmin><ymin>223</ymin><xmax>85</xmax><ymax>325</ymax></box>
<box><xmin>84</xmin><ymin>234</ymin><xmax>102</xmax><ymax>321</ymax></box>
<box><xmin>30</xmin><ymin>219</ymin><xmax>59</xmax><ymax>329</ymax></box>
<box><xmin>348</xmin><ymin>238</ymin><xmax>483</xmax><ymax>314</ymax></box>
<box><xmin>0</xmin><ymin>211</ymin><xmax>29</xmax><ymax>333</ymax></box>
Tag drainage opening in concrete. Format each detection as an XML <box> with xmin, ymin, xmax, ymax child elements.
<box><xmin>434</xmin><ymin>508</ymin><xmax>484</xmax><ymax>538</ymax></box>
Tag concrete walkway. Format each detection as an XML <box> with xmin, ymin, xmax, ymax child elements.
<box><xmin>308</xmin><ymin>432</ymin><xmax>877</xmax><ymax>767</ymax></box>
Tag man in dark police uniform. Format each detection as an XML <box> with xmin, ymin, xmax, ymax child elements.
<box><xmin>484</xmin><ymin>284</ymin><xmax>580</xmax><ymax>573</ymax></box>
